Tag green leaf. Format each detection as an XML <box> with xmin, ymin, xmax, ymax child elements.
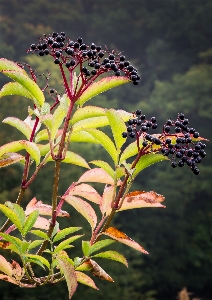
<box><xmin>92</xmin><ymin>250</ymin><xmax>128</xmax><ymax>267</ymax></box>
<box><xmin>22</xmin><ymin>210</ymin><xmax>39</xmax><ymax>237</ymax></box>
<box><xmin>53</xmin><ymin>227</ymin><xmax>82</xmax><ymax>243</ymax></box>
<box><xmin>37</xmin><ymin>143</ymin><xmax>50</xmax><ymax>156</ymax></box>
<box><xmin>21</xmin><ymin>240</ymin><xmax>30</xmax><ymax>254</ymax></box>
<box><xmin>75</xmin><ymin>271</ymin><xmax>99</xmax><ymax>290</ymax></box>
<box><xmin>2</xmin><ymin>117</ymin><xmax>32</xmax><ymax>140</ymax></box>
<box><xmin>60</xmin><ymin>151</ymin><xmax>90</xmax><ymax>169</ymax></box>
<box><xmin>28</xmin><ymin>240</ymin><xmax>44</xmax><ymax>251</ymax></box>
<box><xmin>0</xmin><ymin>204</ymin><xmax>23</xmax><ymax>232</ymax></box>
<box><xmin>0</xmin><ymin>82</ymin><xmax>37</xmax><ymax>103</ymax></box>
<box><xmin>72</xmin><ymin>116</ymin><xmax>109</xmax><ymax>132</ymax></box>
<box><xmin>0</xmin><ymin>233</ymin><xmax>22</xmax><ymax>253</ymax></box>
<box><xmin>41</xmin><ymin>103</ymin><xmax>51</xmax><ymax>115</ymax></box>
<box><xmin>54</xmin><ymin>235</ymin><xmax>84</xmax><ymax>254</ymax></box>
<box><xmin>35</xmin><ymin>129</ymin><xmax>49</xmax><ymax>143</ymax></box>
<box><xmin>70</xmin><ymin>106</ymin><xmax>105</xmax><ymax>124</ymax></box>
<box><xmin>69</xmin><ymin>130</ymin><xmax>100</xmax><ymax>144</ymax></box>
<box><xmin>30</xmin><ymin>230</ymin><xmax>50</xmax><ymax>240</ymax></box>
<box><xmin>39</xmin><ymin>114</ymin><xmax>53</xmax><ymax>132</ymax></box>
<box><xmin>0</xmin><ymin>140</ymin><xmax>40</xmax><ymax>166</ymax></box>
<box><xmin>105</xmin><ymin>109</ymin><xmax>127</xmax><ymax>151</ymax></box>
<box><xmin>76</xmin><ymin>76</ymin><xmax>130</xmax><ymax>106</ymax></box>
<box><xmin>51</xmin><ymin>101</ymin><xmax>67</xmax><ymax>139</ymax></box>
<box><xmin>57</xmin><ymin>255</ymin><xmax>78</xmax><ymax>299</ymax></box>
<box><xmin>89</xmin><ymin>239</ymin><xmax>115</xmax><ymax>255</ymax></box>
<box><xmin>5</xmin><ymin>202</ymin><xmax>26</xmax><ymax>226</ymax></box>
<box><xmin>115</xmin><ymin>166</ymin><xmax>126</xmax><ymax>178</ymax></box>
<box><xmin>64</xmin><ymin>195</ymin><xmax>97</xmax><ymax>230</ymax></box>
<box><xmin>1</xmin><ymin>70</ymin><xmax>45</xmax><ymax>108</ymax></box>
<box><xmin>26</xmin><ymin>254</ymin><xmax>50</xmax><ymax>269</ymax></box>
<box><xmin>85</xmin><ymin>129</ymin><xmax>118</xmax><ymax>163</ymax></box>
<box><xmin>82</xmin><ymin>241</ymin><xmax>91</xmax><ymax>256</ymax></box>
<box><xmin>0</xmin><ymin>58</ymin><xmax>27</xmax><ymax>74</ymax></box>
<box><xmin>132</xmin><ymin>153</ymin><xmax>169</xmax><ymax>179</ymax></box>
<box><xmin>120</xmin><ymin>137</ymin><xmax>144</xmax><ymax>163</ymax></box>
<box><xmin>46</xmin><ymin>151</ymin><xmax>90</xmax><ymax>169</ymax></box>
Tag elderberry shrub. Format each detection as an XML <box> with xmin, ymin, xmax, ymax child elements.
<box><xmin>27</xmin><ymin>32</ymin><xmax>141</xmax><ymax>85</ymax></box>
<box><xmin>122</xmin><ymin>112</ymin><xmax>207</xmax><ymax>175</ymax></box>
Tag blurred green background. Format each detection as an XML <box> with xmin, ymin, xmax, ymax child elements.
<box><xmin>0</xmin><ymin>0</ymin><xmax>212</xmax><ymax>299</ymax></box>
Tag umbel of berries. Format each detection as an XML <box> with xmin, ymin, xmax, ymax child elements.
<box><xmin>27</xmin><ymin>32</ymin><xmax>141</xmax><ymax>99</ymax></box>
<box><xmin>122</xmin><ymin>111</ymin><xmax>207</xmax><ymax>176</ymax></box>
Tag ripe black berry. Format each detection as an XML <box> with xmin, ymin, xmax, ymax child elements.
<box><xmin>70</xmin><ymin>60</ymin><xmax>76</xmax><ymax>66</ymax></box>
<box><xmin>127</xmin><ymin>126</ymin><xmax>133</xmax><ymax>132</ymax></box>
<box><xmin>164</xmin><ymin>126</ymin><xmax>170</xmax><ymax>133</ymax></box>
<box><xmin>50</xmin><ymin>89</ymin><xmax>55</xmax><ymax>93</ymax></box>
<box><xmin>120</xmin><ymin>55</ymin><xmax>125</xmax><ymax>61</ymax></box>
<box><xmin>95</xmin><ymin>63</ymin><xmax>100</xmax><ymax>69</ymax></box>
<box><xmin>171</xmin><ymin>161</ymin><xmax>177</xmax><ymax>168</ymax></box>
<box><xmin>142</xmin><ymin>141</ymin><xmax>148</xmax><ymax>147</ymax></box>
<box><xmin>31</xmin><ymin>44</ymin><xmax>36</xmax><ymax>50</ymax></box>
<box><xmin>54</xmin><ymin>58</ymin><xmax>60</xmax><ymax>64</ymax></box>
<box><xmin>178</xmin><ymin>161</ymin><xmax>184</xmax><ymax>167</ymax></box>
<box><xmin>193</xmin><ymin>132</ymin><xmax>199</xmax><ymax>138</ymax></box>
<box><xmin>91</xmin><ymin>70</ymin><xmax>97</xmax><ymax>75</ymax></box>
<box><xmin>122</xmin><ymin>132</ymin><xmax>128</xmax><ymax>138</ymax></box>
<box><xmin>129</xmin><ymin>132</ymin><xmax>136</xmax><ymax>138</ymax></box>
<box><xmin>96</xmin><ymin>46</ymin><xmax>101</xmax><ymax>51</ymax></box>
<box><xmin>74</xmin><ymin>42</ymin><xmax>80</xmax><ymax>48</ymax></box>
<box><xmin>124</xmin><ymin>61</ymin><xmax>130</xmax><ymax>67</ymax></box>
<box><xmin>98</xmin><ymin>52</ymin><xmax>104</xmax><ymax>58</ymax></box>
<box><xmin>77</xmin><ymin>37</ymin><xmax>83</xmax><ymax>44</ymax></box>
<box><xmin>52</xmin><ymin>32</ymin><xmax>58</xmax><ymax>38</ymax></box>
<box><xmin>55</xmin><ymin>51</ymin><xmax>61</xmax><ymax>58</ymax></box>
<box><xmin>178</xmin><ymin>113</ymin><xmax>185</xmax><ymax>120</ymax></box>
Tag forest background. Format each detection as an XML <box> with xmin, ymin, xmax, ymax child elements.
<box><xmin>0</xmin><ymin>0</ymin><xmax>212</xmax><ymax>299</ymax></box>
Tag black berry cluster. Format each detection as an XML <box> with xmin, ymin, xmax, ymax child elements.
<box><xmin>122</xmin><ymin>109</ymin><xmax>158</xmax><ymax>140</ymax></box>
<box><xmin>122</xmin><ymin>112</ymin><xmax>207</xmax><ymax>175</ymax></box>
<box><xmin>27</xmin><ymin>32</ymin><xmax>140</xmax><ymax>85</ymax></box>
<box><xmin>159</xmin><ymin>113</ymin><xmax>206</xmax><ymax>175</ymax></box>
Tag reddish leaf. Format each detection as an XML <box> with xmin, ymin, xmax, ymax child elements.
<box><xmin>100</xmin><ymin>185</ymin><xmax>114</xmax><ymax>215</ymax></box>
<box><xmin>102</xmin><ymin>227</ymin><xmax>148</xmax><ymax>254</ymax></box>
<box><xmin>0</xmin><ymin>274</ymin><xmax>18</xmax><ymax>285</ymax></box>
<box><xmin>118</xmin><ymin>191</ymin><xmax>165</xmax><ymax>212</ymax></box>
<box><xmin>64</xmin><ymin>196</ymin><xmax>97</xmax><ymax>230</ymax></box>
<box><xmin>90</xmin><ymin>259</ymin><xmax>114</xmax><ymax>282</ymax></box>
<box><xmin>0</xmin><ymin>152</ymin><xmax>24</xmax><ymax>168</ymax></box>
<box><xmin>33</xmin><ymin>216</ymin><xmax>50</xmax><ymax>230</ymax></box>
<box><xmin>69</xmin><ymin>183</ymin><xmax>101</xmax><ymax>204</ymax></box>
<box><xmin>78</xmin><ymin>168</ymin><xmax>114</xmax><ymax>185</ymax></box>
<box><xmin>10</xmin><ymin>260</ymin><xmax>24</xmax><ymax>281</ymax></box>
<box><xmin>0</xmin><ymin>255</ymin><xmax>13</xmax><ymax>277</ymax></box>
<box><xmin>25</xmin><ymin>197</ymin><xmax>69</xmax><ymax>217</ymax></box>
<box><xmin>57</xmin><ymin>256</ymin><xmax>78</xmax><ymax>299</ymax></box>
<box><xmin>75</xmin><ymin>271</ymin><xmax>99</xmax><ymax>290</ymax></box>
